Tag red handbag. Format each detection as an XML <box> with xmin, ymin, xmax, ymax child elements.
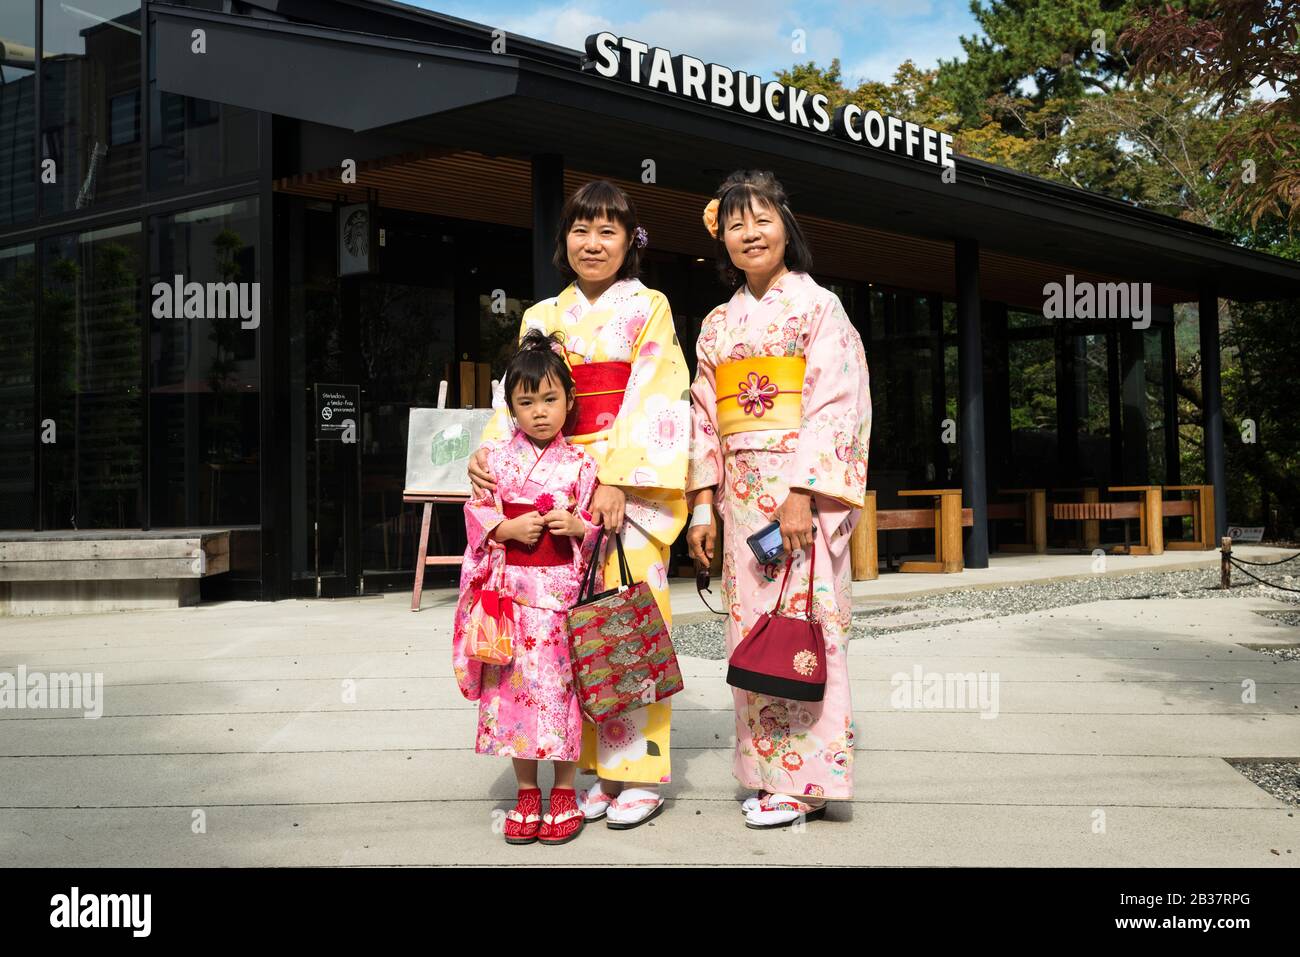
<box><xmin>726</xmin><ymin>541</ymin><xmax>826</xmax><ymax>702</ymax></box>
<box><xmin>567</xmin><ymin>528</ymin><xmax>683</xmax><ymax>722</ymax></box>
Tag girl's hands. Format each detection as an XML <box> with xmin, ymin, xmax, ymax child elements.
<box><xmin>543</xmin><ymin>508</ymin><xmax>585</xmax><ymax>537</ymax></box>
<box><xmin>775</xmin><ymin>489</ymin><xmax>814</xmax><ymax>554</ymax></box>
<box><xmin>468</xmin><ymin>446</ymin><xmax>496</xmax><ymax>493</ymax></box>
<box><xmin>590</xmin><ymin>484</ymin><xmax>626</xmax><ymax>531</ymax></box>
<box><xmin>495</xmin><ymin>512</ymin><xmax>546</xmax><ymax>546</ymax></box>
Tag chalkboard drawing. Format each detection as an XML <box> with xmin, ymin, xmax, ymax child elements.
<box><xmin>405</xmin><ymin>407</ymin><xmax>494</xmax><ymax>494</ymax></box>
<box><xmin>430</xmin><ymin>423</ymin><xmax>471</xmax><ymax>467</ymax></box>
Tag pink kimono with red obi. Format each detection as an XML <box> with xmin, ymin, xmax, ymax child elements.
<box><xmin>452</xmin><ymin>429</ymin><xmax>603</xmax><ymax>761</ymax></box>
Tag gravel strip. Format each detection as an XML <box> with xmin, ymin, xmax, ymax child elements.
<box><xmin>1229</xmin><ymin>761</ymin><xmax>1300</xmax><ymax>809</ymax></box>
<box><xmin>671</xmin><ymin>553</ymin><xmax>1300</xmax><ymax>661</ymax></box>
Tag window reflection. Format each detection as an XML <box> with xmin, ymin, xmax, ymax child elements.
<box><xmin>0</xmin><ymin>242</ymin><xmax>36</xmax><ymax>527</ymax></box>
<box><xmin>41</xmin><ymin>0</ymin><xmax>142</xmax><ymax>216</ymax></box>
<box><xmin>149</xmin><ymin>198</ymin><xmax>260</xmax><ymax>526</ymax></box>
<box><xmin>40</xmin><ymin>221</ymin><xmax>143</xmax><ymax>528</ymax></box>
<box><xmin>0</xmin><ymin>2</ymin><xmax>37</xmax><ymax>225</ymax></box>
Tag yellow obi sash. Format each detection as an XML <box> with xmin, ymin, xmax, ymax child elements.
<box><xmin>715</xmin><ymin>356</ymin><xmax>805</xmax><ymax>436</ymax></box>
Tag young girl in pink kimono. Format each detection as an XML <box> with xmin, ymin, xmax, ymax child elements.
<box><xmin>452</xmin><ymin>329</ymin><xmax>604</xmax><ymax>846</ymax></box>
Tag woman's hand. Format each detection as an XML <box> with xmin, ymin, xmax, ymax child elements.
<box><xmin>775</xmin><ymin>489</ymin><xmax>814</xmax><ymax>554</ymax></box>
<box><xmin>589</xmin><ymin>484</ymin><xmax>627</xmax><ymax>531</ymax></box>
<box><xmin>543</xmin><ymin>508</ymin><xmax>585</xmax><ymax>538</ymax></box>
<box><xmin>686</xmin><ymin>513</ymin><xmax>717</xmax><ymax>567</ymax></box>
<box><xmin>467</xmin><ymin>446</ymin><xmax>496</xmax><ymax>493</ymax></box>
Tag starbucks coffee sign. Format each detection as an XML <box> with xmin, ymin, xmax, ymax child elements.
<box><xmin>583</xmin><ymin>32</ymin><xmax>955</xmax><ymax>170</ymax></box>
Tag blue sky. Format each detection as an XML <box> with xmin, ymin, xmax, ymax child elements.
<box><xmin>408</xmin><ymin>0</ymin><xmax>984</xmax><ymax>87</ymax></box>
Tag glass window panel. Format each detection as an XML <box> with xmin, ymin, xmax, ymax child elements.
<box><xmin>149</xmin><ymin>198</ymin><xmax>260</xmax><ymax>526</ymax></box>
<box><xmin>0</xmin><ymin>241</ymin><xmax>36</xmax><ymax>527</ymax></box>
<box><xmin>40</xmin><ymin>220</ymin><xmax>143</xmax><ymax>528</ymax></box>
<box><xmin>146</xmin><ymin>27</ymin><xmax>257</xmax><ymax>191</ymax></box>
<box><xmin>41</xmin><ymin>0</ymin><xmax>142</xmax><ymax>216</ymax></box>
<box><xmin>0</xmin><ymin>1</ymin><xmax>38</xmax><ymax>225</ymax></box>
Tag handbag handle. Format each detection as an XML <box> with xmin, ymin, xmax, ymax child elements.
<box><xmin>772</xmin><ymin>539</ymin><xmax>816</xmax><ymax>618</ymax></box>
<box><xmin>578</xmin><ymin>526</ymin><xmax>633</xmax><ymax>603</ymax></box>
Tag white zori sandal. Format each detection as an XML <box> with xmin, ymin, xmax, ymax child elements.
<box><xmin>741</xmin><ymin>790</ymin><xmax>772</xmax><ymax>815</ymax></box>
<box><xmin>744</xmin><ymin>793</ymin><xmax>827</xmax><ymax>830</ymax></box>
<box><xmin>605</xmin><ymin>787</ymin><xmax>665</xmax><ymax>829</ymax></box>
<box><xmin>576</xmin><ymin>780</ymin><xmax>617</xmax><ymax>821</ymax></box>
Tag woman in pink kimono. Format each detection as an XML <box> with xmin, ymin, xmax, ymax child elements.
<box><xmin>686</xmin><ymin>170</ymin><xmax>871</xmax><ymax>829</ymax></box>
<box><xmin>453</xmin><ymin>329</ymin><xmax>604</xmax><ymax>846</ymax></box>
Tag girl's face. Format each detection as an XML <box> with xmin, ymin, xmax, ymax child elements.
<box><xmin>723</xmin><ymin>198</ymin><xmax>787</xmax><ymax>278</ymax></box>
<box><xmin>509</xmin><ymin>371</ymin><xmax>574</xmax><ymax>443</ymax></box>
<box><xmin>566</xmin><ymin>214</ymin><xmax>629</xmax><ymax>285</ymax></box>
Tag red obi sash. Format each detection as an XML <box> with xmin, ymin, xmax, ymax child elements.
<box><xmin>501</xmin><ymin>501</ymin><xmax>573</xmax><ymax>566</ymax></box>
<box><xmin>564</xmin><ymin>361</ymin><xmax>631</xmax><ymax>437</ymax></box>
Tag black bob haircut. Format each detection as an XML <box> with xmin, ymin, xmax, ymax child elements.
<box><xmin>553</xmin><ymin>179</ymin><xmax>643</xmax><ymax>283</ymax></box>
<box><xmin>504</xmin><ymin>328</ymin><xmax>575</xmax><ymax>413</ymax></box>
<box><xmin>712</xmin><ymin>170</ymin><xmax>814</xmax><ymax>289</ymax></box>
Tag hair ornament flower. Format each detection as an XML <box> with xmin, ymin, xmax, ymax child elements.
<box><xmin>634</xmin><ymin>225</ymin><xmax>649</xmax><ymax>249</ymax></box>
<box><xmin>549</xmin><ymin>339</ymin><xmax>566</xmax><ymax>357</ymax></box>
<box><xmin>702</xmin><ymin>198</ymin><xmax>720</xmax><ymax>239</ymax></box>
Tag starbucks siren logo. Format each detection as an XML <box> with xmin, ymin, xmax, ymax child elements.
<box><xmin>344</xmin><ymin>208</ymin><xmax>369</xmax><ymax>259</ymax></box>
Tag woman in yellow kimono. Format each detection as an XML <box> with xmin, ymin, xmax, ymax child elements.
<box><xmin>468</xmin><ymin>180</ymin><xmax>689</xmax><ymax>829</ymax></box>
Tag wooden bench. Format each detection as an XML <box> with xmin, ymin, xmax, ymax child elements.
<box><xmin>1161</xmin><ymin>484</ymin><xmax>1216</xmax><ymax>550</ymax></box>
<box><xmin>1050</xmin><ymin>484</ymin><xmax>1164</xmax><ymax>555</ymax></box>
<box><xmin>989</xmin><ymin>488</ymin><xmax>1047</xmax><ymax>554</ymax></box>
<box><xmin>0</xmin><ymin>529</ymin><xmax>232</xmax><ymax>616</ymax></box>
<box><xmin>851</xmin><ymin>489</ymin><xmax>973</xmax><ymax>579</ymax></box>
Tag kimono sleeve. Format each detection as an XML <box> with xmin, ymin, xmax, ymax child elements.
<box><xmin>463</xmin><ymin>479</ymin><xmax>506</xmax><ymax>554</ymax></box>
<box><xmin>597</xmin><ymin>292</ymin><xmax>689</xmax><ymax>494</ymax></box>
<box><xmin>570</xmin><ymin>452</ymin><xmax>605</xmax><ymax>590</ymax></box>
<box><xmin>687</xmin><ymin>307</ymin><xmax>726</xmax><ymax>496</ymax></box>
<box><xmin>790</xmin><ymin>292</ymin><xmax>872</xmax><ymax>509</ymax></box>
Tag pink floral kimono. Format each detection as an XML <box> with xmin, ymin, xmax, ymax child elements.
<box><xmin>452</xmin><ymin>428</ymin><xmax>603</xmax><ymax>761</ymax></box>
<box><xmin>688</xmin><ymin>271</ymin><xmax>872</xmax><ymax>799</ymax></box>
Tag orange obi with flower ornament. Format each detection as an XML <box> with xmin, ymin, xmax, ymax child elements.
<box><xmin>715</xmin><ymin>356</ymin><xmax>805</xmax><ymax>436</ymax></box>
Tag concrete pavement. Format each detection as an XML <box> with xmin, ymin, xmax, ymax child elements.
<box><xmin>0</xmin><ymin>548</ymin><xmax>1297</xmax><ymax>866</ymax></box>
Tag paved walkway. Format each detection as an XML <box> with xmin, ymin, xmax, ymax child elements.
<box><xmin>1</xmin><ymin>548</ymin><xmax>1297</xmax><ymax>866</ymax></box>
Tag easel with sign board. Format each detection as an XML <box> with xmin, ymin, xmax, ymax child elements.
<box><xmin>405</xmin><ymin>366</ymin><xmax>495</xmax><ymax>611</ymax></box>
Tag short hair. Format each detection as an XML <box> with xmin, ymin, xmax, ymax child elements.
<box><xmin>711</xmin><ymin>170</ymin><xmax>814</xmax><ymax>289</ymax></box>
<box><xmin>504</xmin><ymin>328</ymin><xmax>574</xmax><ymax>412</ymax></box>
<box><xmin>553</xmin><ymin>179</ymin><xmax>643</xmax><ymax>283</ymax></box>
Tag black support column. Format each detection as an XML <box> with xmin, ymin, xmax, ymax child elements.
<box><xmin>1199</xmin><ymin>281</ymin><xmax>1227</xmax><ymax>541</ymax></box>
<box><xmin>1120</xmin><ymin>323</ymin><xmax>1150</xmax><ymax>484</ymax></box>
<box><xmin>1157</xmin><ymin>304</ymin><xmax>1179</xmax><ymax>484</ymax></box>
<box><xmin>531</xmin><ymin>154</ymin><xmax>564</xmax><ymax>300</ymax></box>
<box><xmin>955</xmin><ymin>239</ymin><xmax>989</xmax><ymax>568</ymax></box>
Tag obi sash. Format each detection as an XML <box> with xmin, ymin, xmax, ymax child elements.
<box><xmin>501</xmin><ymin>501</ymin><xmax>573</xmax><ymax>566</ymax></box>
<box><xmin>564</xmin><ymin>360</ymin><xmax>631</xmax><ymax>437</ymax></box>
<box><xmin>715</xmin><ymin>356</ymin><xmax>805</xmax><ymax>436</ymax></box>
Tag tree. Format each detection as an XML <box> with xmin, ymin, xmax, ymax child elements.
<box><xmin>1121</xmin><ymin>0</ymin><xmax>1300</xmax><ymax>230</ymax></box>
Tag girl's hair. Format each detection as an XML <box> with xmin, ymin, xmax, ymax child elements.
<box><xmin>553</xmin><ymin>179</ymin><xmax>643</xmax><ymax>282</ymax></box>
<box><xmin>711</xmin><ymin>169</ymin><xmax>814</xmax><ymax>289</ymax></box>
<box><xmin>503</xmin><ymin>328</ymin><xmax>574</xmax><ymax>412</ymax></box>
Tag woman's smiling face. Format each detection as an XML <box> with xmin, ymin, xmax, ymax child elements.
<box><xmin>722</xmin><ymin>197</ymin><xmax>787</xmax><ymax>278</ymax></box>
<box><xmin>566</xmin><ymin>214</ymin><xmax>628</xmax><ymax>286</ymax></box>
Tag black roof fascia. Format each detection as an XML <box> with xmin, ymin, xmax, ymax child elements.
<box><xmin>151</xmin><ymin>5</ymin><xmax>519</xmax><ymax>131</ymax></box>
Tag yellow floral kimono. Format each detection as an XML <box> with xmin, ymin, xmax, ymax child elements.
<box><xmin>479</xmin><ymin>277</ymin><xmax>689</xmax><ymax>783</ymax></box>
